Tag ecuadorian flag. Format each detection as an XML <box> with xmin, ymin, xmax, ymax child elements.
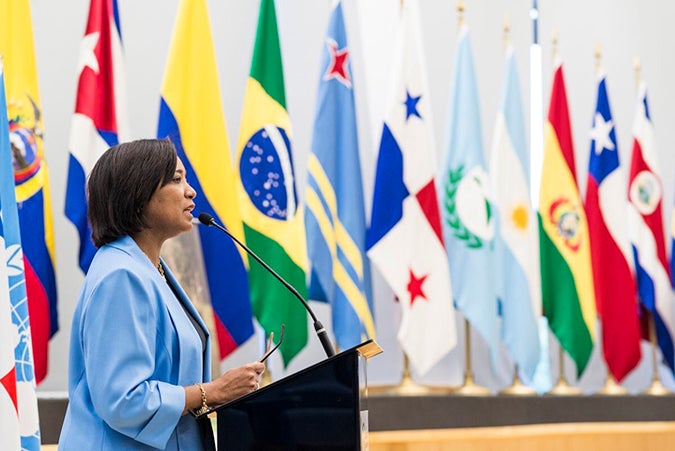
<box><xmin>539</xmin><ymin>61</ymin><xmax>596</xmax><ymax>377</ymax></box>
<box><xmin>236</xmin><ymin>0</ymin><xmax>308</xmax><ymax>365</ymax></box>
<box><xmin>0</xmin><ymin>0</ymin><xmax>58</xmax><ymax>385</ymax></box>
<box><xmin>158</xmin><ymin>0</ymin><xmax>254</xmax><ymax>358</ymax></box>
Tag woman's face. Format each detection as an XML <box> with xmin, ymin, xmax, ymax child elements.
<box><xmin>143</xmin><ymin>157</ymin><xmax>196</xmax><ymax>239</ymax></box>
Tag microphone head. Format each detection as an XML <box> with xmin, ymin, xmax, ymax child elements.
<box><xmin>198</xmin><ymin>213</ymin><xmax>215</xmax><ymax>226</ymax></box>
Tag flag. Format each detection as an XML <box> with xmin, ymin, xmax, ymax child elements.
<box><xmin>158</xmin><ymin>0</ymin><xmax>254</xmax><ymax>358</ymax></box>
<box><xmin>65</xmin><ymin>0</ymin><xmax>128</xmax><ymax>273</ymax></box>
<box><xmin>0</xmin><ymin>60</ymin><xmax>21</xmax><ymax>451</ymax></box>
<box><xmin>439</xmin><ymin>25</ymin><xmax>499</xmax><ymax>369</ymax></box>
<box><xmin>539</xmin><ymin>61</ymin><xmax>596</xmax><ymax>377</ymax></box>
<box><xmin>305</xmin><ymin>1</ymin><xmax>375</xmax><ymax>351</ymax></box>
<box><xmin>0</xmin><ymin>60</ymin><xmax>41</xmax><ymax>451</ymax></box>
<box><xmin>367</xmin><ymin>0</ymin><xmax>456</xmax><ymax>376</ymax></box>
<box><xmin>236</xmin><ymin>0</ymin><xmax>308</xmax><ymax>365</ymax></box>
<box><xmin>628</xmin><ymin>82</ymin><xmax>674</xmax><ymax>373</ymax></box>
<box><xmin>488</xmin><ymin>47</ymin><xmax>541</xmax><ymax>380</ymax></box>
<box><xmin>585</xmin><ymin>70</ymin><xmax>641</xmax><ymax>382</ymax></box>
<box><xmin>0</xmin><ymin>0</ymin><xmax>58</xmax><ymax>385</ymax></box>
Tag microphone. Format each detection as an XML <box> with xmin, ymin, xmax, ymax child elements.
<box><xmin>197</xmin><ymin>212</ymin><xmax>336</xmax><ymax>358</ymax></box>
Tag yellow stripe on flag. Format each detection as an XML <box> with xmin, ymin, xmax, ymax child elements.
<box><xmin>539</xmin><ymin>122</ymin><xmax>596</xmax><ymax>338</ymax></box>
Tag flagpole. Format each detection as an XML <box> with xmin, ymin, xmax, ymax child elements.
<box><xmin>454</xmin><ymin>317</ymin><xmax>490</xmax><ymax>395</ymax></box>
<box><xmin>544</xmin><ymin>30</ymin><xmax>580</xmax><ymax>396</ymax></box>
<box><xmin>592</xmin><ymin>43</ymin><xmax>627</xmax><ymax>396</ymax></box>
<box><xmin>448</xmin><ymin>0</ymin><xmax>489</xmax><ymax>396</ymax></box>
<box><xmin>529</xmin><ymin>0</ymin><xmax>543</xmax><ymax>209</ymax></box>
<box><xmin>630</xmin><ymin>57</ymin><xmax>669</xmax><ymax>396</ymax></box>
<box><xmin>499</xmin><ymin>16</ymin><xmax>535</xmax><ymax>396</ymax></box>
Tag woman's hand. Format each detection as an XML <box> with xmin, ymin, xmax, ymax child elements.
<box><xmin>183</xmin><ymin>362</ymin><xmax>265</xmax><ymax>415</ymax></box>
<box><xmin>205</xmin><ymin>362</ymin><xmax>265</xmax><ymax>405</ymax></box>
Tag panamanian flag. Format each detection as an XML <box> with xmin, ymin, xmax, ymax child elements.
<box><xmin>627</xmin><ymin>81</ymin><xmax>674</xmax><ymax>374</ymax></box>
<box><xmin>65</xmin><ymin>0</ymin><xmax>128</xmax><ymax>273</ymax></box>
<box><xmin>585</xmin><ymin>69</ymin><xmax>641</xmax><ymax>382</ymax></box>
<box><xmin>367</xmin><ymin>0</ymin><xmax>456</xmax><ymax>376</ymax></box>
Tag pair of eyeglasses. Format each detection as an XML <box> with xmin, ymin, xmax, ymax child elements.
<box><xmin>259</xmin><ymin>324</ymin><xmax>284</xmax><ymax>363</ymax></box>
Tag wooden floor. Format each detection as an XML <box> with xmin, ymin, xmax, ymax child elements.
<box><xmin>368</xmin><ymin>422</ymin><xmax>675</xmax><ymax>451</ymax></box>
<box><xmin>42</xmin><ymin>421</ymin><xmax>675</xmax><ymax>450</ymax></box>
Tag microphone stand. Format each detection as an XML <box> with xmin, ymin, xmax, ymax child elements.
<box><xmin>198</xmin><ymin>214</ymin><xmax>336</xmax><ymax>358</ymax></box>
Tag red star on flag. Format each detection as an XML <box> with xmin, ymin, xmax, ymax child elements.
<box><xmin>407</xmin><ymin>269</ymin><xmax>429</xmax><ymax>306</ymax></box>
<box><xmin>324</xmin><ymin>38</ymin><xmax>351</xmax><ymax>87</ymax></box>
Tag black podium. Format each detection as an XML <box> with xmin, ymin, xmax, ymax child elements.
<box><xmin>211</xmin><ymin>340</ymin><xmax>382</xmax><ymax>450</ymax></box>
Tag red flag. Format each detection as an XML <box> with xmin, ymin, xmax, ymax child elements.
<box><xmin>585</xmin><ymin>71</ymin><xmax>641</xmax><ymax>382</ymax></box>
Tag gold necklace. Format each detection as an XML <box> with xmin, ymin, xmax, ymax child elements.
<box><xmin>157</xmin><ymin>261</ymin><xmax>166</xmax><ymax>281</ymax></box>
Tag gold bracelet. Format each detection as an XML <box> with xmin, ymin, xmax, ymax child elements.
<box><xmin>196</xmin><ymin>383</ymin><xmax>209</xmax><ymax>415</ymax></box>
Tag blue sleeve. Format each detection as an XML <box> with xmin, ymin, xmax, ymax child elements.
<box><xmin>80</xmin><ymin>268</ymin><xmax>185</xmax><ymax>449</ymax></box>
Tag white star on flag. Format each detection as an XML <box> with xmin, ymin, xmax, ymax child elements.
<box><xmin>78</xmin><ymin>32</ymin><xmax>100</xmax><ymax>75</ymax></box>
<box><xmin>590</xmin><ymin>112</ymin><xmax>614</xmax><ymax>154</ymax></box>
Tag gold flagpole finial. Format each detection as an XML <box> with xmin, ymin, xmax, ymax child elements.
<box><xmin>594</xmin><ymin>43</ymin><xmax>602</xmax><ymax>72</ymax></box>
<box><xmin>633</xmin><ymin>56</ymin><xmax>642</xmax><ymax>89</ymax></box>
<box><xmin>458</xmin><ymin>0</ymin><xmax>465</xmax><ymax>27</ymax></box>
<box><xmin>503</xmin><ymin>15</ymin><xmax>511</xmax><ymax>47</ymax></box>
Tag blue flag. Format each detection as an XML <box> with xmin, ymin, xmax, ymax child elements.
<box><xmin>305</xmin><ymin>1</ymin><xmax>375</xmax><ymax>350</ymax></box>
<box><xmin>488</xmin><ymin>48</ymin><xmax>541</xmax><ymax>380</ymax></box>
<box><xmin>158</xmin><ymin>0</ymin><xmax>254</xmax><ymax>358</ymax></box>
<box><xmin>0</xmin><ymin>60</ymin><xmax>41</xmax><ymax>450</ymax></box>
<box><xmin>438</xmin><ymin>26</ymin><xmax>499</xmax><ymax>369</ymax></box>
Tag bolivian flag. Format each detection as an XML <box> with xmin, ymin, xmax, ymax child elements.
<box><xmin>236</xmin><ymin>0</ymin><xmax>308</xmax><ymax>365</ymax></box>
<box><xmin>539</xmin><ymin>61</ymin><xmax>596</xmax><ymax>377</ymax></box>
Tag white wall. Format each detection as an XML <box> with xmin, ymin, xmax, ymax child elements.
<box><xmin>32</xmin><ymin>0</ymin><xmax>675</xmax><ymax>394</ymax></box>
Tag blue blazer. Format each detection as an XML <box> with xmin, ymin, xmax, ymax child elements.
<box><xmin>59</xmin><ymin>236</ymin><xmax>211</xmax><ymax>450</ymax></box>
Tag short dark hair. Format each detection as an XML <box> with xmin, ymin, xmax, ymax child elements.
<box><xmin>88</xmin><ymin>138</ymin><xmax>178</xmax><ymax>247</ymax></box>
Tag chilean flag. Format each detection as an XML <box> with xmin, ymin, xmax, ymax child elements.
<box><xmin>65</xmin><ymin>0</ymin><xmax>128</xmax><ymax>273</ymax></box>
<box><xmin>585</xmin><ymin>71</ymin><xmax>641</xmax><ymax>382</ymax></box>
<box><xmin>366</xmin><ymin>0</ymin><xmax>456</xmax><ymax>376</ymax></box>
<box><xmin>627</xmin><ymin>82</ymin><xmax>674</xmax><ymax>373</ymax></box>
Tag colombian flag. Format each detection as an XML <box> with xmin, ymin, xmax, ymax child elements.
<box><xmin>539</xmin><ymin>61</ymin><xmax>596</xmax><ymax>377</ymax></box>
<box><xmin>158</xmin><ymin>0</ymin><xmax>254</xmax><ymax>358</ymax></box>
<box><xmin>0</xmin><ymin>0</ymin><xmax>58</xmax><ymax>384</ymax></box>
<box><xmin>236</xmin><ymin>0</ymin><xmax>308</xmax><ymax>365</ymax></box>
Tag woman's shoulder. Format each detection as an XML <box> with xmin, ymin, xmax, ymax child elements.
<box><xmin>90</xmin><ymin>236</ymin><xmax>143</xmax><ymax>267</ymax></box>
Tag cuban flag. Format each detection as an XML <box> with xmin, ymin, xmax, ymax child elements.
<box><xmin>627</xmin><ymin>82</ymin><xmax>674</xmax><ymax>373</ymax></box>
<box><xmin>489</xmin><ymin>46</ymin><xmax>541</xmax><ymax>380</ymax></box>
<box><xmin>367</xmin><ymin>0</ymin><xmax>456</xmax><ymax>376</ymax></box>
<box><xmin>585</xmin><ymin>70</ymin><xmax>641</xmax><ymax>382</ymax></box>
<box><xmin>65</xmin><ymin>0</ymin><xmax>128</xmax><ymax>273</ymax></box>
<box><xmin>305</xmin><ymin>1</ymin><xmax>375</xmax><ymax>351</ymax></box>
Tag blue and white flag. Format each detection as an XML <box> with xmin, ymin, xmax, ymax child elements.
<box><xmin>305</xmin><ymin>0</ymin><xmax>375</xmax><ymax>350</ymax></box>
<box><xmin>367</xmin><ymin>0</ymin><xmax>456</xmax><ymax>376</ymax></box>
<box><xmin>65</xmin><ymin>0</ymin><xmax>128</xmax><ymax>273</ymax></box>
<box><xmin>628</xmin><ymin>82</ymin><xmax>674</xmax><ymax>373</ymax></box>
<box><xmin>438</xmin><ymin>25</ymin><xmax>499</xmax><ymax>369</ymax></box>
<box><xmin>0</xmin><ymin>59</ymin><xmax>41</xmax><ymax>451</ymax></box>
<box><xmin>488</xmin><ymin>47</ymin><xmax>541</xmax><ymax>380</ymax></box>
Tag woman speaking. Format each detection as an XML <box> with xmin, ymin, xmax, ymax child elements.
<box><xmin>59</xmin><ymin>139</ymin><xmax>265</xmax><ymax>450</ymax></box>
